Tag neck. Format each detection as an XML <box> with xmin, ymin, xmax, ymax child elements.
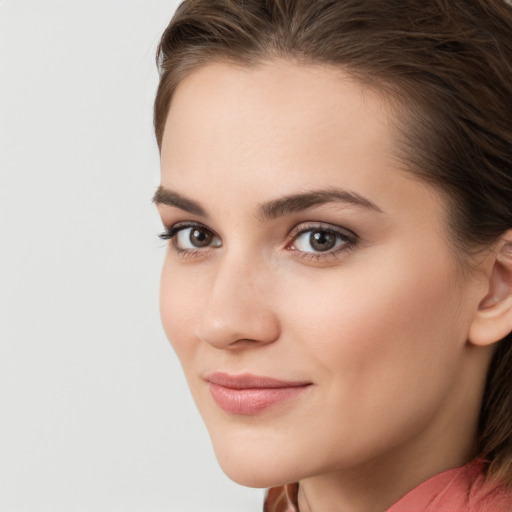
<box><xmin>297</xmin><ymin>447</ymin><xmax>475</xmax><ymax>512</ymax></box>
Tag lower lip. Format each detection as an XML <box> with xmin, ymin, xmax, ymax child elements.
<box><xmin>208</xmin><ymin>383</ymin><xmax>310</xmax><ymax>415</ymax></box>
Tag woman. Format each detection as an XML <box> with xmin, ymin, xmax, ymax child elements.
<box><xmin>152</xmin><ymin>1</ymin><xmax>512</xmax><ymax>510</ymax></box>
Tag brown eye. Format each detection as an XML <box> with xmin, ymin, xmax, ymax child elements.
<box><xmin>173</xmin><ymin>226</ymin><xmax>221</xmax><ymax>250</ymax></box>
<box><xmin>309</xmin><ymin>231</ymin><xmax>337</xmax><ymax>252</ymax></box>
<box><xmin>189</xmin><ymin>227</ymin><xmax>213</xmax><ymax>247</ymax></box>
<box><xmin>292</xmin><ymin>226</ymin><xmax>354</xmax><ymax>255</ymax></box>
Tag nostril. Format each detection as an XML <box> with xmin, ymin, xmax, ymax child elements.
<box><xmin>195</xmin><ymin>311</ymin><xmax>280</xmax><ymax>350</ymax></box>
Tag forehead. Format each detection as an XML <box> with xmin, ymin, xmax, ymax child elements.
<box><xmin>161</xmin><ymin>60</ymin><xmax>403</xmax><ymax>190</ymax></box>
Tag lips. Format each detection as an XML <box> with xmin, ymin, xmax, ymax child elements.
<box><xmin>205</xmin><ymin>372</ymin><xmax>312</xmax><ymax>415</ymax></box>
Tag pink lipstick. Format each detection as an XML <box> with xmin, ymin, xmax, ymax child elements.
<box><xmin>205</xmin><ymin>372</ymin><xmax>312</xmax><ymax>415</ymax></box>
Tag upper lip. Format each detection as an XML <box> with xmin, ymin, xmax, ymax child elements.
<box><xmin>205</xmin><ymin>372</ymin><xmax>312</xmax><ymax>389</ymax></box>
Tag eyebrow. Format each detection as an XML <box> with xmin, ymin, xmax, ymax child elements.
<box><xmin>152</xmin><ymin>186</ymin><xmax>383</xmax><ymax>219</ymax></box>
<box><xmin>258</xmin><ymin>188</ymin><xmax>383</xmax><ymax>219</ymax></box>
<box><xmin>153</xmin><ymin>186</ymin><xmax>207</xmax><ymax>217</ymax></box>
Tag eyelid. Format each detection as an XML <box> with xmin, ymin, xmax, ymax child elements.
<box><xmin>158</xmin><ymin>221</ymin><xmax>218</xmax><ymax>240</ymax></box>
<box><xmin>286</xmin><ymin>222</ymin><xmax>358</xmax><ymax>257</ymax></box>
<box><xmin>288</xmin><ymin>222</ymin><xmax>357</xmax><ymax>242</ymax></box>
<box><xmin>158</xmin><ymin>221</ymin><xmax>222</xmax><ymax>257</ymax></box>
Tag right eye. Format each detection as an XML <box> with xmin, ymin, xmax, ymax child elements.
<box><xmin>159</xmin><ymin>224</ymin><xmax>222</xmax><ymax>252</ymax></box>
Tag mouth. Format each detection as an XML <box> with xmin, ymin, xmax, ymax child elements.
<box><xmin>204</xmin><ymin>372</ymin><xmax>312</xmax><ymax>415</ymax></box>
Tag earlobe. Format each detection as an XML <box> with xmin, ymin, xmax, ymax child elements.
<box><xmin>468</xmin><ymin>232</ymin><xmax>512</xmax><ymax>347</ymax></box>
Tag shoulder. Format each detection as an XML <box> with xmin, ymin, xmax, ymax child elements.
<box><xmin>389</xmin><ymin>458</ymin><xmax>512</xmax><ymax>512</ymax></box>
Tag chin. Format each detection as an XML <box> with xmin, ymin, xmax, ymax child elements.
<box><xmin>216</xmin><ymin>452</ymin><xmax>295</xmax><ymax>489</ymax></box>
<box><xmin>208</xmin><ymin>428</ymin><xmax>309</xmax><ymax>488</ymax></box>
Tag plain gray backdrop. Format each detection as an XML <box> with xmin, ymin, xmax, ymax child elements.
<box><xmin>0</xmin><ymin>1</ymin><xmax>263</xmax><ymax>510</ymax></box>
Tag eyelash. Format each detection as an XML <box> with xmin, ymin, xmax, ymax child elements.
<box><xmin>158</xmin><ymin>222</ymin><xmax>358</xmax><ymax>261</ymax></box>
<box><xmin>158</xmin><ymin>222</ymin><xmax>218</xmax><ymax>258</ymax></box>
<box><xmin>287</xmin><ymin>223</ymin><xmax>358</xmax><ymax>261</ymax></box>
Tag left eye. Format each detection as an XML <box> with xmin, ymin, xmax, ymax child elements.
<box><xmin>174</xmin><ymin>226</ymin><xmax>221</xmax><ymax>250</ymax></box>
<box><xmin>292</xmin><ymin>228</ymin><xmax>351</xmax><ymax>253</ymax></box>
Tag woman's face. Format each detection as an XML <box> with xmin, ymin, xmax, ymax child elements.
<box><xmin>156</xmin><ymin>61</ymin><xmax>489</xmax><ymax>487</ymax></box>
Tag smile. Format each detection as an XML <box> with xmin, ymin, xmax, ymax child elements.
<box><xmin>205</xmin><ymin>372</ymin><xmax>312</xmax><ymax>415</ymax></box>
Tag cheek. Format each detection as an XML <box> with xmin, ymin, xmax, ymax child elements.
<box><xmin>159</xmin><ymin>257</ymin><xmax>202</xmax><ymax>364</ymax></box>
<box><xmin>280</xmin><ymin>249</ymin><xmax>465</xmax><ymax>416</ymax></box>
<box><xmin>263</xmin><ymin>253</ymin><xmax>467</xmax><ymax>467</ymax></box>
<box><xmin>286</xmin><ymin>245</ymin><xmax>463</xmax><ymax>355</ymax></box>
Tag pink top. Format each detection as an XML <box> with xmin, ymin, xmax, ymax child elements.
<box><xmin>263</xmin><ymin>459</ymin><xmax>512</xmax><ymax>512</ymax></box>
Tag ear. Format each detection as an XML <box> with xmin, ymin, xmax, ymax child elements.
<box><xmin>469</xmin><ymin>231</ymin><xmax>512</xmax><ymax>347</ymax></box>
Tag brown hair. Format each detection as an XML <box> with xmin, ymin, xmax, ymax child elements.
<box><xmin>154</xmin><ymin>0</ymin><xmax>512</xmax><ymax>484</ymax></box>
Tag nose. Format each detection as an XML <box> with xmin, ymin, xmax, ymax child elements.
<box><xmin>194</xmin><ymin>255</ymin><xmax>281</xmax><ymax>350</ymax></box>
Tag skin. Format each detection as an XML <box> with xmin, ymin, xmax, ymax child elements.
<box><xmin>156</xmin><ymin>60</ymin><xmax>497</xmax><ymax>512</ymax></box>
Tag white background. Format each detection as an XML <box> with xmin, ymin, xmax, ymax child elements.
<box><xmin>0</xmin><ymin>1</ymin><xmax>263</xmax><ymax>510</ymax></box>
